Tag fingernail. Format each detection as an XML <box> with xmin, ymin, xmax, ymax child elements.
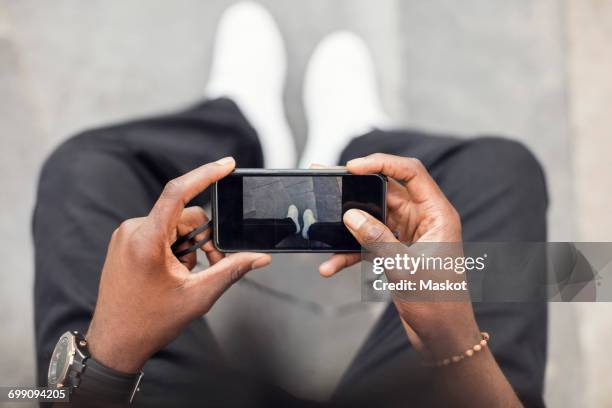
<box><xmin>216</xmin><ymin>156</ymin><xmax>234</xmax><ymax>166</ymax></box>
<box><xmin>252</xmin><ymin>256</ymin><xmax>271</xmax><ymax>269</ymax></box>
<box><xmin>344</xmin><ymin>209</ymin><xmax>368</xmax><ymax>230</ymax></box>
<box><xmin>347</xmin><ymin>158</ymin><xmax>369</xmax><ymax>168</ymax></box>
<box><xmin>319</xmin><ymin>261</ymin><xmax>333</xmax><ymax>276</ymax></box>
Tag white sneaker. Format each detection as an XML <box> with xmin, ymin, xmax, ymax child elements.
<box><xmin>299</xmin><ymin>31</ymin><xmax>391</xmax><ymax>168</ymax></box>
<box><xmin>287</xmin><ymin>204</ymin><xmax>300</xmax><ymax>233</ymax></box>
<box><xmin>302</xmin><ymin>209</ymin><xmax>316</xmax><ymax>239</ymax></box>
<box><xmin>205</xmin><ymin>1</ymin><xmax>296</xmax><ymax>168</ymax></box>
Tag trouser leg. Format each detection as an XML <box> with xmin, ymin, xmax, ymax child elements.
<box><xmin>242</xmin><ymin>218</ymin><xmax>298</xmax><ymax>248</ymax></box>
<box><xmin>307</xmin><ymin>222</ymin><xmax>357</xmax><ymax>248</ymax></box>
<box><xmin>333</xmin><ymin>130</ymin><xmax>548</xmax><ymax>407</ymax></box>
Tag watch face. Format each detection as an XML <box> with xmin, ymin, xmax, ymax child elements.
<box><xmin>48</xmin><ymin>332</ymin><xmax>75</xmax><ymax>387</ymax></box>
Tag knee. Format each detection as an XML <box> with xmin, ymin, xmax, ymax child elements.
<box><xmin>37</xmin><ymin>130</ymin><xmax>123</xmax><ymax>216</ymax></box>
<box><xmin>464</xmin><ymin>137</ymin><xmax>548</xmax><ymax>207</ymax></box>
<box><xmin>39</xmin><ymin>131</ymin><xmax>103</xmax><ymax>186</ymax></box>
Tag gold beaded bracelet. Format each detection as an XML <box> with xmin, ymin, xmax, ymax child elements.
<box><xmin>423</xmin><ymin>332</ymin><xmax>490</xmax><ymax>368</ymax></box>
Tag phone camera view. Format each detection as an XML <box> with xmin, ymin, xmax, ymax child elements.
<box><xmin>215</xmin><ymin>173</ymin><xmax>385</xmax><ymax>252</ymax></box>
<box><xmin>243</xmin><ymin>176</ymin><xmax>347</xmax><ymax>249</ymax></box>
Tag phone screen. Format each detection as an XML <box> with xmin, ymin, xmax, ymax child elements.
<box><xmin>213</xmin><ymin>172</ymin><xmax>386</xmax><ymax>252</ymax></box>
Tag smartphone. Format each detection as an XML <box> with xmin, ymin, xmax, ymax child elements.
<box><xmin>212</xmin><ymin>169</ymin><xmax>387</xmax><ymax>252</ymax></box>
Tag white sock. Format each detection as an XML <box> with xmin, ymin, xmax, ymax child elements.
<box><xmin>206</xmin><ymin>2</ymin><xmax>296</xmax><ymax>168</ymax></box>
<box><xmin>300</xmin><ymin>31</ymin><xmax>391</xmax><ymax>168</ymax></box>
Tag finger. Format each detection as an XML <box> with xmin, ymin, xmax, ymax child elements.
<box><xmin>176</xmin><ymin>206</ymin><xmax>225</xmax><ymax>265</ymax></box>
<box><xmin>343</xmin><ymin>209</ymin><xmax>399</xmax><ymax>250</ymax></box>
<box><xmin>319</xmin><ymin>253</ymin><xmax>361</xmax><ymax>277</ymax></box>
<box><xmin>188</xmin><ymin>252</ymin><xmax>272</xmax><ymax>309</ymax></box>
<box><xmin>386</xmin><ymin>178</ymin><xmax>412</xmax><ymax>213</ymax></box>
<box><xmin>347</xmin><ymin>154</ymin><xmax>445</xmax><ymax>203</ymax></box>
<box><xmin>179</xmin><ymin>251</ymin><xmax>198</xmax><ymax>270</ymax></box>
<box><xmin>109</xmin><ymin>217</ymin><xmax>147</xmax><ymax>250</ymax></box>
<box><xmin>177</xmin><ymin>207</ymin><xmax>208</xmax><ymax>234</ymax></box>
<box><xmin>201</xmin><ymin>239</ymin><xmax>225</xmax><ymax>265</ymax></box>
<box><xmin>148</xmin><ymin>157</ymin><xmax>235</xmax><ymax>237</ymax></box>
<box><xmin>174</xmin><ymin>207</ymin><xmax>214</xmax><ymax>268</ymax></box>
<box><xmin>309</xmin><ymin>163</ymin><xmax>346</xmax><ymax>170</ymax></box>
<box><xmin>176</xmin><ymin>207</ymin><xmax>209</xmax><ymax>247</ymax></box>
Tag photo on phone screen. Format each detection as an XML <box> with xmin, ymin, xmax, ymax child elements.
<box><xmin>213</xmin><ymin>171</ymin><xmax>386</xmax><ymax>252</ymax></box>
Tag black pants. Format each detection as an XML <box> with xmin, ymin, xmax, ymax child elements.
<box><xmin>33</xmin><ymin>98</ymin><xmax>547</xmax><ymax>407</ymax></box>
<box><xmin>243</xmin><ymin>218</ymin><xmax>298</xmax><ymax>248</ymax></box>
<box><xmin>243</xmin><ymin>219</ymin><xmax>356</xmax><ymax>249</ymax></box>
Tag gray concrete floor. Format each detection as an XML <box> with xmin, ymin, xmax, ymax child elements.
<box><xmin>244</xmin><ymin>176</ymin><xmax>341</xmax><ymax>220</ymax></box>
<box><xmin>0</xmin><ymin>0</ymin><xmax>611</xmax><ymax>406</ymax></box>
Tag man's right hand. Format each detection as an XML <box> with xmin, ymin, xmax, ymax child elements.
<box><xmin>86</xmin><ymin>157</ymin><xmax>271</xmax><ymax>374</ymax></box>
<box><xmin>316</xmin><ymin>154</ymin><xmax>522</xmax><ymax>406</ymax></box>
<box><xmin>317</xmin><ymin>154</ymin><xmax>479</xmax><ymax>359</ymax></box>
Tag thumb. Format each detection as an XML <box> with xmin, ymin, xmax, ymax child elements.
<box><xmin>343</xmin><ymin>209</ymin><xmax>399</xmax><ymax>249</ymax></box>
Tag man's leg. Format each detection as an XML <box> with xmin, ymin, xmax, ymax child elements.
<box><xmin>33</xmin><ymin>98</ymin><xmax>309</xmax><ymax>406</ymax></box>
<box><xmin>307</xmin><ymin>222</ymin><xmax>357</xmax><ymax>248</ymax></box>
<box><xmin>242</xmin><ymin>218</ymin><xmax>298</xmax><ymax>248</ymax></box>
<box><xmin>333</xmin><ymin>130</ymin><xmax>548</xmax><ymax>407</ymax></box>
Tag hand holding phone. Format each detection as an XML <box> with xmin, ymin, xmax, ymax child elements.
<box><xmin>86</xmin><ymin>158</ymin><xmax>271</xmax><ymax>374</ymax></box>
<box><xmin>319</xmin><ymin>154</ymin><xmax>462</xmax><ymax>276</ymax></box>
<box><xmin>316</xmin><ymin>154</ymin><xmax>476</xmax><ymax>360</ymax></box>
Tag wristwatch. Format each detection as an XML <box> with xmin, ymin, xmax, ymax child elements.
<box><xmin>48</xmin><ymin>331</ymin><xmax>143</xmax><ymax>404</ymax></box>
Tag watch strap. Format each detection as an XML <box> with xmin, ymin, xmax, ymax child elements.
<box><xmin>73</xmin><ymin>356</ymin><xmax>143</xmax><ymax>404</ymax></box>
